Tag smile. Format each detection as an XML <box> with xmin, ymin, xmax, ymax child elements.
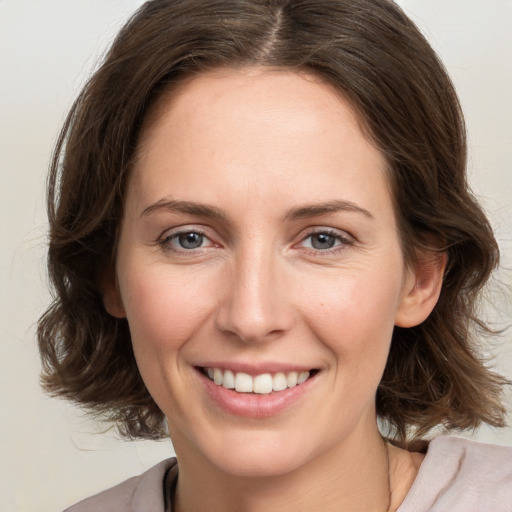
<box><xmin>202</xmin><ymin>367</ymin><xmax>314</xmax><ymax>395</ymax></box>
<box><xmin>198</xmin><ymin>365</ymin><xmax>320</xmax><ymax>418</ymax></box>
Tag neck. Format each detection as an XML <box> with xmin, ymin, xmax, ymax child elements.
<box><xmin>172</xmin><ymin>426</ymin><xmax>393</xmax><ymax>512</ymax></box>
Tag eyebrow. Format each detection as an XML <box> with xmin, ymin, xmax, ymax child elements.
<box><xmin>285</xmin><ymin>200</ymin><xmax>374</xmax><ymax>220</ymax></box>
<box><xmin>140</xmin><ymin>198</ymin><xmax>374</xmax><ymax>222</ymax></box>
<box><xmin>140</xmin><ymin>199</ymin><xmax>227</xmax><ymax>220</ymax></box>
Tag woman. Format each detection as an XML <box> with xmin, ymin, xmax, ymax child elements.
<box><xmin>38</xmin><ymin>0</ymin><xmax>512</xmax><ymax>510</ymax></box>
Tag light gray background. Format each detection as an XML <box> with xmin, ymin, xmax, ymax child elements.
<box><xmin>1</xmin><ymin>1</ymin><xmax>511</xmax><ymax>511</ymax></box>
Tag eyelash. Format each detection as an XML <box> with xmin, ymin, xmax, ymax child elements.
<box><xmin>157</xmin><ymin>227</ymin><xmax>354</xmax><ymax>255</ymax></box>
<box><xmin>158</xmin><ymin>228</ymin><xmax>214</xmax><ymax>254</ymax></box>
<box><xmin>299</xmin><ymin>228</ymin><xmax>354</xmax><ymax>253</ymax></box>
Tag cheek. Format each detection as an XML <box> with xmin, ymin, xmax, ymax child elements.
<box><xmin>299</xmin><ymin>267</ymin><xmax>403</xmax><ymax>368</ymax></box>
<box><xmin>119</xmin><ymin>263</ymin><xmax>216</xmax><ymax>353</ymax></box>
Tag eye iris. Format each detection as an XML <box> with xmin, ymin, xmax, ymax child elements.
<box><xmin>178</xmin><ymin>232</ymin><xmax>203</xmax><ymax>249</ymax></box>
<box><xmin>311</xmin><ymin>233</ymin><xmax>336</xmax><ymax>250</ymax></box>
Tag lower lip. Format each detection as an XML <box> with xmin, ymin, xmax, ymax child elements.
<box><xmin>198</xmin><ymin>370</ymin><xmax>317</xmax><ymax>418</ymax></box>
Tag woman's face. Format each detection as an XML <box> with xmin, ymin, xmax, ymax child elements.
<box><xmin>109</xmin><ymin>68</ymin><xmax>426</xmax><ymax>476</ymax></box>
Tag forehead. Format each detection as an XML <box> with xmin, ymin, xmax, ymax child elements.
<box><xmin>128</xmin><ymin>67</ymin><xmax>393</xmax><ymax>223</ymax></box>
<box><xmin>137</xmin><ymin>67</ymin><xmax>371</xmax><ymax>160</ymax></box>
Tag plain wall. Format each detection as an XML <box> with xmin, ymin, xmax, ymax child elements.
<box><xmin>0</xmin><ymin>1</ymin><xmax>511</xmax><ymax>511</ymax></box>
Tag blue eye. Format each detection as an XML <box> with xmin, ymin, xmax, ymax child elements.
<box><xmin>301</xmin><ymin>230</ymin><xmax>350</xmax><ymax>251</ymax></box>
<box><xmin>309</xmin><ymin>233</ymin><xmax>338</xmax><ymax>250</ymax></box>
<box><xmin>175</xmin><ymin>232</ymin><xmax>205</xmax><ymax>249</ymax></box>
<box><xmin>160</xmin><ymin>230</ymin><xmax>212</xmax><ymax>251</ymax></box>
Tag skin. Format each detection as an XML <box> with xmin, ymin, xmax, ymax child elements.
<box><xmin>103</xmin><ymin>68</ymin><xmax>445</xmax><ymax>512</ymax></box>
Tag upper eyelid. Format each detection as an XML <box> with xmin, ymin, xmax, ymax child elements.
<box><xmin>297</xmin><ymin>226</ymin><xmax>354</xmax><ymax>241</ymax></box>
<box><xmin>160</xmin><ymin>224</ymin><xmax>212</xmax><ymax>239</ymax></box>
<box><xmin>157</xmin><ymin>220</ymin><xmax>237</xmax><ymax>245</ymax></box>
<box><xmin>157</xmin><ymin>225</ymin><xmax>216</xmax><ymax>249</ymax></box>
<box><xmin>164</xmin><ymin>230</ymin><xmax>211</xmax><ymax>242</ymax></box>
<box><xmin>160</xmin><ymin>225</ymin><xmax>351</xmax><ymax>238</ymax></box>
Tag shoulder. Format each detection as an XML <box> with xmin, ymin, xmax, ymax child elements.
<box><xmin>399</xmin><ymin>436</ymin><xmax>512</xmax><ymax>512</ymax></box>
<box><xmin>63</xmin><ymin>457</ymin><xmax>177</xmax><ymax>512</ymax></box>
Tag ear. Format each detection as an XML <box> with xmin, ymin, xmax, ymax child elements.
<box><xmin>98</xmin><ymin>264</ymin><xmax>126</xmax><ymax>319</ymax></box>
<box><xmin>395</xmin><ymin>251</ymin><xmax>447</xmax><ymax>328</ymax></box>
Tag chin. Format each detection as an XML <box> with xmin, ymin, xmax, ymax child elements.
<box><xmin>200</xmin><ymin>429</ymin><xmax>318</xmax><ymax>478</ymax></box>
<box><xmin>215</xmin><ymin>450</ymin><xmax>308</xmax><ymax>479</ymax></box>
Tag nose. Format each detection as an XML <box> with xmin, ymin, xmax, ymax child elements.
<box><xmin>215</xmin><ymin>247</ymin><xmax>294</xmax><ymax>344</ymax></box>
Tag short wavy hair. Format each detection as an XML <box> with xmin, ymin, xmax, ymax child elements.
<box><xmin>38</xmin><ymin>0</ymin><xmax>508</xmax><ymax>443</ymax></box>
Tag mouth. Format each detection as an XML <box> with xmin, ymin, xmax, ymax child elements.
<box><xmin>199</xmin><ymin>367</ymin><xmax>319</xmax><ymax>395</ymax></box>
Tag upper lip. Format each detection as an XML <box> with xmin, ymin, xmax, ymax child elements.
<box><xmin>196</xmin><ymin>362</ymin><xmax>317</xmax><ymax>375</ymax></box>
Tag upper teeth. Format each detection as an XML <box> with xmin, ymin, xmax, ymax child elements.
<box><xmin>206</xmin><ymin>368</ymin><xmax>310</xmax><ymax>394</ymax></box>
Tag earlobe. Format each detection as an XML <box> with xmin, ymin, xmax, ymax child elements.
<box><xmin>395</xmin><ymin>251</ymin><xmax>447</xmax><ymax>328</ymax></box>
<box><xmin>98</xmin><ymin>264</ymin><xmax>126</xmax><ymax>319</ymax></box>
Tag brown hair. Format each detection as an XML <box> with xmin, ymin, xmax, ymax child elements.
<box><xmin>38</xmin><ymin>0</ymin><xmax>508</xmax><ymax>443</ymax></box>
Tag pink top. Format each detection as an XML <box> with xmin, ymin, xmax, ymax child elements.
<box><xmin>398</xmin><ymin>436</ymin><xmax>512</xmax><ymax>511</ymax></box>
<box><xmin>65</xmin><ymin>436</ymin><xmax>512</xmax><ymax>512</ymax></box>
